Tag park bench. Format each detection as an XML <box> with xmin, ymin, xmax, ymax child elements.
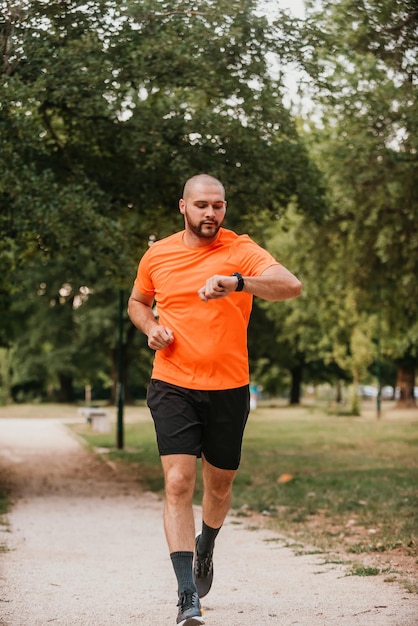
<box><xmin>78</xmin><ymin>407</ymin><xmax>111</xmax><ymax>433</ymax></box>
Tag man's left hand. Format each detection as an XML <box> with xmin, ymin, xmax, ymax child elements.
<box><xmin>198</xmin><ymin>274</ymin><xmax>238</xmax><ymax>302</ymax></box>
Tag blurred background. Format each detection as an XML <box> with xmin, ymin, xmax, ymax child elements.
<box><xmin>1</xmin><ymin>0</ymin><xmax>417</xmax><ymax>416</ymax></box>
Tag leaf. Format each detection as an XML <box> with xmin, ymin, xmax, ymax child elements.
<box><xmin>277</xmin><ymin>473</ymin><xmax>294</xmax><ymax>484</ymax></box>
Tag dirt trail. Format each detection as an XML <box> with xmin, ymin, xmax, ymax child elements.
<box><xmin>0</xmin><ymin>414</ymin><xmax>417</xmax><ymax>626</ymax></box>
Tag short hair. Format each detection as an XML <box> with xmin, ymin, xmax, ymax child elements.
<box><xmin>183</xmin><ymin>174</ymin><xmax>225</xmax><ymax>201</ymax></box>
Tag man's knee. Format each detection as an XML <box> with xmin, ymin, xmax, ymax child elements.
<box><xmin>214</xmin><ymin>476</ymin><xmax>235</xmax><ymax>497</ymax></box>
<box><xmin>204</xmin><ymin>469</ymin><xmax>235</xmax><ymax>503</ymax></box>
<box><xmin>164</xmin><ymin>461</ymin><xmax>196</xmax><ymax>500</ymax></box>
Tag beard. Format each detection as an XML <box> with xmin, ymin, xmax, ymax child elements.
<box><xmin>184</xmin><ymin>211</ymin><xmax>222</xmax><ymax>239</ymax></box>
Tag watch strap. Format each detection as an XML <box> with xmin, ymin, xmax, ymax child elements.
<box><xmin>232</xmin><ymin>272</ymin><xmax>244</xmax><ymax>292</ymax></box>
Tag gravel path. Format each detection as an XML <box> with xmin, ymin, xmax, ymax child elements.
<box><xmin>0</xmin><ymin>415</ymin><xmax>417</xmax><ymax>626</ymax></box>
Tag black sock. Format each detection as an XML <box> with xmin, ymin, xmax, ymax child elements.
<box><xmin>197</xmin><ymin>520</ymin><xmax>221</xmax><ymax>556</ymax></box>
<box><xmin>170</xmin><ymin>551</ymin><xmax>196</xmax><ymax>595</ymax></box>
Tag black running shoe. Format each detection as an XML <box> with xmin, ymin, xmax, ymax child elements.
<box><xmin>193</xmin><ymin>534</ymin><xmax>214</xmax><ymax>598</ymax></box>
<box><xmin>176</xmin><ymin>589</ymin><xmax>204</xmax><ymax>626</ymax></box>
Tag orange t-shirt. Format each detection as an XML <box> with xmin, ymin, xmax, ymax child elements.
<box><xmin>134</xmin><ymin>228</ymin><xmax>279</xmax><ymax>390</ymax></box>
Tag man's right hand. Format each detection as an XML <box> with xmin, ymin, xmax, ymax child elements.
<box><xmin>147</xmin><ymin>325</ymin><xmax>174</xmax><ymax>350</ymax></box>
<box><xmin>128</xmin><ymin>287</ymin><xmax>174</xmax><ymax>350</ymax></box>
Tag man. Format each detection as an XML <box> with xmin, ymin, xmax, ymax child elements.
<box><xmin>128</xmin><ymin>174</ymin><xmax>301</xmax><ymax>626</ymax></box>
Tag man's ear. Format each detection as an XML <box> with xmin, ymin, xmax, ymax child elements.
<box><xmin>179</xmin><ymin>199</ymin><xmax>186</xmax><ymax>214</ymax></box>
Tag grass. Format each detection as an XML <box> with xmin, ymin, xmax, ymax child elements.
<box><xmin>0</xmin><ymin>492</ymin><xmax>9</xmax><ymax>517</ymax></box>
<box><xmin>0</xmin><ymin>480</ymin><xmax>10</xmax><ymax>553</ymax></box>
<box><xmin>349</xmin><ymin>564</ymin><xmax>383</xmax><ymax>577</ymax></box>
<box><xmin>235</xmin><ymin>406</ymin><xmax>418</xmax><ymax>552</ymax></box>
<box><xmin>67</xmin><ymin>401</ymin><xmax>418</xmax><ymax>561</ymax></box>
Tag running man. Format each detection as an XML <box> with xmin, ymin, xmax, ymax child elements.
<box><xmin>128</xmin><ymin>174</ymin><xmax>301</xmax><ymax>625</ymax></box>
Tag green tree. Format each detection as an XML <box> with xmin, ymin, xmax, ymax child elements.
<box><xmin>292</xmin><ymin>0</ymin><xmax>418</xmax><ymax>407</ymax></box>
<box><xmin>1</xmin><ymin>0</ymin><xmax>325</xmax><ymax>401</ymax></box>
<box><xmin>249</xmin><ymin>208</ymin><xmax>355</xmax><ymax>407</ymax></box>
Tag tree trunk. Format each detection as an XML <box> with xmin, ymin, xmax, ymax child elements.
<box><xmin>349</xmin><ymin>369</ymin><xmax>361</xmax><ymax>416</ymax></box>
<box><xmin>58</xmin><ymin>373</ymin><xmax>74</xmax><ymax>403</ymax></box>
<box><xmin>289</xmin><ymin>364</ymin><xmax>303</xmax><ymax>405</ymax></box>
<box><xmin>335</xmin><ymin>381</ymin><xmax>342</xmax><ymax>404</ymax></box>
<box><xmin>396</xmin><ymin>363</ymin><xmax>416</xmax><ymax>408</ymax></box>
<box><xmin>110</xmin><ymin>343</ymin><xmax>132</xmax><ymax>404</ymax></box>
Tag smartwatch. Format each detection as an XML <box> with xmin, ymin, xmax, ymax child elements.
<box><xmin>231</xmin><ymin>272</ymin><xmax>244</xmax><ymax>292</ymax></box>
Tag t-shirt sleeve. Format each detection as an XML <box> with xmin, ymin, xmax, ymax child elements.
<box><xmin>234</xmin><ymin>235</ymin><xmax>280</xmax><ymax>276</ymax></box>
<box><xmin>134</xmin><ymin>250</ymin><xmax>155</xmax><ymax>296</ymax></box>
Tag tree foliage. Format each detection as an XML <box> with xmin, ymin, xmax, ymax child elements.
<box><xmin>3</xmin><ymin>0</ymin><xmax>414</xmax><ymax>408</ymax></box>
<box><xmin>290</xmin><ymin>0</ymin><xmax>418</xmax><ymax>407</ymax></box>
<box><xmin>0</xmin><ymin>0</ymin><xmax>325</xmax><ymax>400</ymax></box>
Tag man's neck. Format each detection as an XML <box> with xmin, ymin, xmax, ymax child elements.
<box><xmin>182</xmin><ymin>230</ymin><xmax>219</xmax><ymax>249</ymax></box>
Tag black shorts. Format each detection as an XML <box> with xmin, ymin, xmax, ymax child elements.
<box><xmin>147</xmin><ymin>379</ymin><xmax>250</xmax><ymax>471</ymax></box>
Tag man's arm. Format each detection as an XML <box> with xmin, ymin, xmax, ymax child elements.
<box><xmin>198</xmin><ymin>264</ymin><xmax>302</xmax><ymax>302</ymax></box>
<box><xmin>127</xmin><ymin>286</ymin><xmax>174</xmax><ymax>350</ymax></box>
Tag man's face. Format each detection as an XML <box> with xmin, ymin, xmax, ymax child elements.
<box><xmin>179</xmin><ymin>182</ymin><xmax>227</xmax><ymax>240</ymax></box>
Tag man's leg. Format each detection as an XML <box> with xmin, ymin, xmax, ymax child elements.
<box><xmin>201</xmin><ymin>455</ymin><xmax>236</xmax><ymax>528</ymax></box>
<box><xmin>194</xmin><ymin>455</ymin><xmax>237</xmax><ymax>598</ymax></box>
<box><xmin>161</xmin><ymin>454</ymin><xmax>204</xmax><ymax>625</ymax></box>
<box><xmin>161</xmin><ymin>454</ymin><xmax>197</xmax><ymax>554</ymax></box>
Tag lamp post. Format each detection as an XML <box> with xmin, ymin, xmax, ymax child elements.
<box><xmin>116</xmin><ymin>289</ymin><xmax>124</xmax><ymax>449</ymax></box>
<box><xmin>376</xmin><ymin>292</ymin><xmax>382</xmax><ymax>420</ymax></box>
<box><xmin>376</xmin><ymin>334</ymin><xmax>381</xmax><ymax>420</ymax></box>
